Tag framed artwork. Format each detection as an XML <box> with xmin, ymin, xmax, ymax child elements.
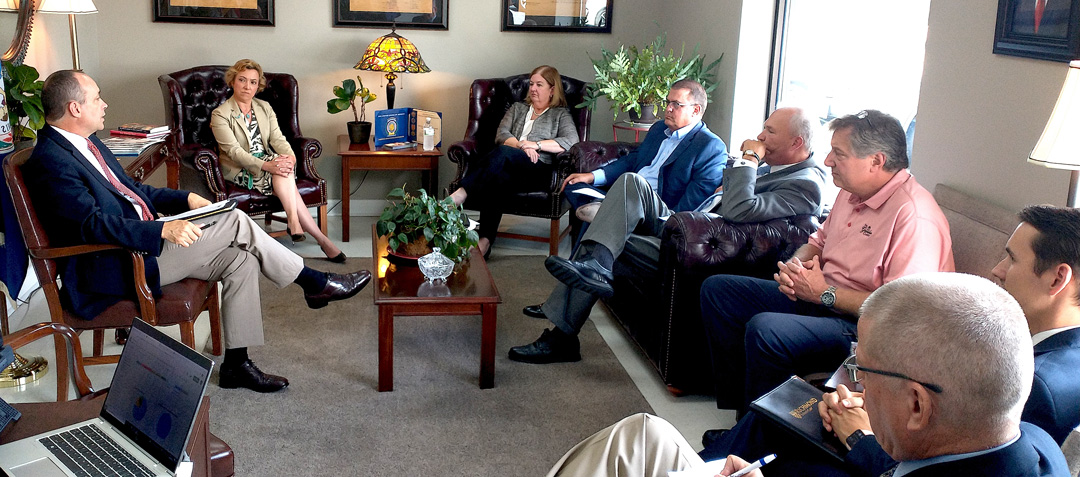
<box><xmin>153</xmin><ymin>0</ymin><xmax>275</xmax><ymax>26</ymax></box>
<box><xmin>333</xmin><ymin>0</ymin><xmax>448</xmax><ymax>29</ymax></box>
<box><xmin>502</xmin><ymin>0</ymin><xmax>612</xmax><ymax>33</ymax></box>
<box><xmin>994</xmin><ymin>0</ymin><xmax>1080</xmax><ymax>62</ymax></box>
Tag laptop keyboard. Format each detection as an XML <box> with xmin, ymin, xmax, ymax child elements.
<box><xmin>38</xmin><ymin>423</ymin><xmax>155</xmax><ymax>477</ymax></box>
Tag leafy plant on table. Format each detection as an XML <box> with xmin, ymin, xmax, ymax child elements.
<box><xmin>326</xmin><ymin>76</ymin><xmax>377</xmax><ymax>123</ymax></box>
<box><xmin>2</xmin><ymin>61</ymin><xmax>45</xmax><ymax>140</ymax></box>
<box><xmin>375</xmin><ymin>186</ymin><xmax>479</xmax><ymax>263</ymax></box>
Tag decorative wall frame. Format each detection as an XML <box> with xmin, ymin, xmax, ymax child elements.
<box><xmin>333</xmin><ymin>0</ymin><xmax>448</xmax><ymax>29</ymax></box>
<box><xmin>153</xmin><ymin>0</ymin><xmax>275</xmax><ymax>26</ymax></box>
<box><xmin>501</xmin><ymin>0</ymin><xmax>612</xmax><ymax>33</ymax></box>
<box><xmin>993</xmin><ymin>0</ymin><xmax>1080</xmax><ymax>62</ymax></box>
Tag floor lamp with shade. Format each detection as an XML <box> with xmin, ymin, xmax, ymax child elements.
<box><xmin>36</xmin><ymin>0</ymin><xmax>97</xmax><ymax>70</ymax></box>
<box><xmin>1030</xmin><ymin>60</ymin><xmax>1080</xmax><ymax>208</ymax></box>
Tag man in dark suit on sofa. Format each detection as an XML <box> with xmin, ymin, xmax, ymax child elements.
<box><xmin>22</xmin><ymin>70</ymin><xmax>371</xmax><ymax>393</ymax></box>
<box><xmin>510</xmin><ymin>107</ymin><xmax>828</xmax><ymax>364</ymax></box>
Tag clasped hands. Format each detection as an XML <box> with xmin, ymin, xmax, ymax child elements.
<box><xmin>262</xmin><ymin>154</ymin><xmax>296</xmax><ymax>177</ymax></box>
<box><xmin>818</xmin><ymin>384</ymin><xmax>872</xmax><ymax>449</ymax></box>
<box><xmin>774</xmin><ymin>255</ymin><xmax>828</xmax><ymax>303</ymax></box>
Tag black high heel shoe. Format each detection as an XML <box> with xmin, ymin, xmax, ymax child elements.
<box><xmin>286</xmin><ymin>227</ymin><xmax>306</xmax><ymax>242</ymax></box>
<box><xmin>327</xmin><ymin>252</ymin><xmax>347</xmax><ymax>263</ymax></box>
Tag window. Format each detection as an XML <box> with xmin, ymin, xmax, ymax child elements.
<box><xmin>770</xmin><ymin>0</ymin><xmax>932</xmax><ymax>157</ymax></box>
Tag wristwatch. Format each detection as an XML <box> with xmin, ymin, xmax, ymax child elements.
<box><xmin>742</xmin><ymin>149</ymin><xmax>761</xmax><ymax>162</ymax></box>
<box><xmin>846</xmin><ymin>429</ymin><xmax>870</xmax><ymax>450</ymax></box>
<box><xmin>820</xmin><ymin>285</ymin><xmax>837</xmax><ymax>308</ymax></box>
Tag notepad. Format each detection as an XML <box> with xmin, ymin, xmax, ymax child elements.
<box><xmin>156</xmin><ymin>199</ymin><xmax>237</xmax><ymax>222</ymax></box>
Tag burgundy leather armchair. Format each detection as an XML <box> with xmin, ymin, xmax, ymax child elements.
<box><xmin>158</xmin><ymin>66</ymin><xmax>327</xmax><ymax>236</ymax></box>
<box><xmin>564</xmin><ymin>140</ymin><xmax>822</xmax><ymax>395</ymax></box>
<box><xmin>447</xmin><ymin>73</ymin><xmax>591</xmax><ymax>255</ymax></box>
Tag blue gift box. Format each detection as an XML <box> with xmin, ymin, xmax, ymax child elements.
<box><xmin>374</xmin><ymin>108</ymin><xmax>411</xmax><ymax>147</ymax></box>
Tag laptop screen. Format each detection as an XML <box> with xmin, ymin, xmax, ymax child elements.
<box><xmin>100</xmin><ymin>319</ymin><xmax>213</xmax><ymax>472</ymax></box>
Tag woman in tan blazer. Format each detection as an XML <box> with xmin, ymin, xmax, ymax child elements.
<box><xmin>211</xmin><ymin>59</ymin><xmax>344</xmax><ymax>262</ymax></box>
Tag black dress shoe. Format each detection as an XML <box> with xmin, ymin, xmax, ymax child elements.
<box><xmin>508</xmin><ymin>328</ymin><xmax>581</xmax><ymax>364</ymax></box>
<box><xmin>544</xmin><ymin>256</ymin><xmax>614</xmax><ymax>298</ymax></box>
<box><xmin>701</xmin><ymin>428</ymin><xmax>729</xmax><ymax>449</ymax></box>
<box><xmin>218</xmin><ymin>359</ymin><xmax>289</xmax><ymax>393</ymax></box>
<box><xmin>305</xmin><ymin>270</ymin><xmax>372</xmax><ymax>309</ymax></box>
<box><xmin>522</xmin><ymin>304</ymin><xmax>546</xmax><ymax>319</ymax></box>
<box><xmin>114</xmin><ymin>327</ymin><xmax>130</xmax><ymax>345</ymax></box>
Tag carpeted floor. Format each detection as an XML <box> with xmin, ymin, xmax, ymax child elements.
<box><xmin>205</xmin><ymin>255</ymin><xmax>654</xmax><ymax>476</ymax></box>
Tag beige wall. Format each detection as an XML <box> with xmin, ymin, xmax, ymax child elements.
<box><xmin>912</xmin><ymin>0</ymin><xmax>1070</xmax><ymax>211</ymax></box>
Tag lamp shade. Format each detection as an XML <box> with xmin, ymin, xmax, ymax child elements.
<box><xmin>1030</xmin><ymin>60</ymin><xmax>1080</xmax><ymax>171</ymax></box>
<box><xmin>36</xmin><ymin>0</ymin><xmax>96</xmax><ymax>13</ymax></box>
<box><xmin>355</xmin><ymin>29</ymin><xmax>431</xmax><ymax>74</ymax></box>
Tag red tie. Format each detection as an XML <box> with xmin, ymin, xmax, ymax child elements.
<box><xmin>86</xmin><ymin>138</ymin><xmax>154</xmax><ymax>221</ymax></box>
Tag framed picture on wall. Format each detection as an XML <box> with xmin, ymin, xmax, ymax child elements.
<box><xmin>502</xmin><ymin>0</ymin><xmax>612</xmax><ymax>33</ymax></box>
<box><xmin>333</xmin><ymin>0</ymin><xmax>448</xmax><ymax>29</ymax></box>
<box><xmin>993</xmin><ymin>0</ymin><xmax>1080</xmax><ymax>62</ymax></box>
<box><xmin>153</xmin><ymin>0</ymin><xmax>275</xmax><ymax>26</ymax></box>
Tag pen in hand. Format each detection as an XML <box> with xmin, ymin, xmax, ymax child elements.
<box><xmin>728</xmin><ymin>454</ymin><xmax>776</xmax><ymax>477</ymax></box>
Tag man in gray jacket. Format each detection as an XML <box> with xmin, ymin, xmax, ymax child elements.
<box><xmin>511</xmin><ymin>107</ymin><xmax>830</xmax><ymax>364</ymax></box>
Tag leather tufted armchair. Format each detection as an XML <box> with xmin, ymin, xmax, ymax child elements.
<box><xmin>564</xmin><ymin>140</ymin><xmax>822</xmax><ymax>395</ymax></box>
<box><xmin>158</xmin><ymin>66</ymin><xmax>327</xmax><ymax>236</ymax></box>
<box><xmin>447</xmin><ymin>73</ymin><xmax>591</xmax><ymax>256</ymax></box>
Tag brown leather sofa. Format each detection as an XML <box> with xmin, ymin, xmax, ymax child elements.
<box><xmin>565</xmin><ymin>140</ymin><xmax>821</xmax><ymax>395</ymax></box>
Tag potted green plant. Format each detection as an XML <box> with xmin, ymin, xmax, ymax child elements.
<box><xmin>327</xmin><ymin>76</ymin><xmax>377</xmax><ymax>144</ymax></box>
<box><xmin>375</xmin><ymin>186</ymin><xmax>479</xmax><ymax>263</ymax></box>
<box><xmin>1</xmin><ymin>61</ymin><xmax>45</xmax><ymax>147</ymax></box>
<box><xmin>580</xmin><ymin>34</ymin><xmax>722</xmax><ymax>123</ymax></box>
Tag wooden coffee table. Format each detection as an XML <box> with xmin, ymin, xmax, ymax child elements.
<box><xmin>371</xmin><ymin>226</ymin><xmax>502</xmax><ymax>391</ymax></box>
<box><xmin>339</xmin><ymin>135</ymin><xmax>441</xmax><ymax>241</ymax></box>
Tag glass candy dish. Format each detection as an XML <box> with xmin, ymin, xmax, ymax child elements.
<box><xmin>418</xmin><ymin>247</ymin><xmax>454</xmax><ymax>282</ymax></box>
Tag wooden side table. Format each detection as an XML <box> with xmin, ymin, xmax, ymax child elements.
<box><xmin>371</xmin><ymin>225</ymin><xmax>501</xmax><ymax>391</ymax></box>
<box><xmin>118</xmin><ymin>141</ymin><xmax>180</xmax><ymax>189</ymax></box>
<box><xmin>612</xmin><ymin>122</ymin><xmax>652</xmax><ymax>142</ymax></box>
<box><xmin>338</xmin><ymin>135</ymin><xmax>441</xmax><ymax>241</ymax></box>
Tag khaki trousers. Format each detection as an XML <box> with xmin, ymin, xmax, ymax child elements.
<box><xmin>156</xmin><ymin>209</ymin><xmax>304</xmax><ymax>349</ymax></box>
<box><xmin>545</xmin><ymin>413</ymin><xmax>704</xmax><ymax>477</ymax></box>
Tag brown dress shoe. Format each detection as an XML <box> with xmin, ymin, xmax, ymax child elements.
<box><xmin>218</xmin><ymin>359</ymin><xmax>289</xmax><ymax>393</ymax></box>
<box><xmin>304</xmin><ymin>270</ymin><xmax>372</xmax><ymax>309</ymax></box>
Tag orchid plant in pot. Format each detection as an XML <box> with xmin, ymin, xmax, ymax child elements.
<box><xmin>327</xmin><ymin>76</ymin><xmax>377</xmax><ymax>144</ymax></box>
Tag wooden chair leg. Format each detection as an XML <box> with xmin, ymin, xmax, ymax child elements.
<box><xmin>207</xmin><ymin>287</ymin><xmax>223</xmax><ymax>356</ymax></box>
<box><xmin>93</xmin><ymin>329</ymin><xmax>104</xmax><ymax>356</ymax></box>
<box><xmin>549</xmin><ymin>218</ymin><xmax>560</xmax><ymax>256</ymax></box>
<box><xmin>264</xmin><ymin>213</ymin><xmax>273</xmax><ymax>226</ymax></box>
<box><xmin>53</xmin><ymin>332</ymin><xmax>70</xmax><ymax>401</ymax></box>
<box><xmin>179</xmin><ymin>322</ymin><xmax>196</xmax><ymax>350</ymax></box>
<box><xmin>318</xmin><ymin>204</ymin><xmax>328</xmax><ymax>236</ymax></box>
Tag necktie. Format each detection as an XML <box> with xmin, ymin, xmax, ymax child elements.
<box><xmin>879</xmin><ymin>466</ymin><xmax>897</xmax><ymax>477</ymax></box>
<box><xmin>757</xmin><ymin>165</ymin><xmax>771</xmax><ymax>176</ymax></box>
<box><xmin>86</xmin><ymin>138</ymin><xmax>154</xmax><ymax>221</ymax></box>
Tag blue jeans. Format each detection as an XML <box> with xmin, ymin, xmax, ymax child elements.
<box><xmin>699</xmin><ymin>275</ymin><xmax>856</xmax><ymax>411</ymax></box>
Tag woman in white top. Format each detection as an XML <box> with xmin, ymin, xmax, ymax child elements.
<box><xmin>449</xmin><ymin>65</ymin><xmax>580</xmax><ymax>257</ymax></box>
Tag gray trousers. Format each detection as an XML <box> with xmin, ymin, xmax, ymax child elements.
<box><xmin>542</xmin><ymin>173</ymin><xmax>669</xmax><ymax>335</ymax></box>
<box><xmin>156</xmin><ymin>209</ymin><xmax>304</xmax><ymax>349</ymax></box>
<box><xmin>545</xmin><ymin>413</ymin><xmax>703</xmax><ymax>477</ymax></box>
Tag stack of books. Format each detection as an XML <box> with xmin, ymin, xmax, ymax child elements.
<box><xmin>99</xmin><ymin>135</ymin><xmax>166</xmax><ymax>157</ymax></box>
<box><xmin>110</xmin><ymin>123</ymin><xmax>171</xmax><ymax>139</ymax></box>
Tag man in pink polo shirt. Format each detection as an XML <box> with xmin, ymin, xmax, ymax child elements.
<box><xmin>698</xmin><ymin>109</ymin><xmax>954</xmax><ymax>427</ymax></box>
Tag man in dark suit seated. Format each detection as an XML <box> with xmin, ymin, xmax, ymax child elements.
<box><xmin>544</xmin><ymin>273</ymin><xmax>1071</xmax><ymax>477</ymax></box>
<box><xmin>510</xmin><ymin>107</ymin><xmax>828</xmax><ymax>364</ymax></box>
<box><xmin>22</xmin><ymin>70</ymin><xmax>371</xmax><ymax>393</ymax></box>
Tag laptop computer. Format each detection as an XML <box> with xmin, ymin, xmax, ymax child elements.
<box><xmin>0</xmin><ymin>318</ymin><xmax>214</xmax><ymax>477</ymax></box>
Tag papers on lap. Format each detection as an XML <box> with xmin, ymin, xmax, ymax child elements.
<box><xmin>156</xmin><ymin>199</ymin><xmax>237</xmax><ymax>222</ymax></box>
<box><xmin>669</xmin><ymin>458</ymin><xmax>727</xmax><ymax>476</ymax></box>
<box><xmin>569</xmin><ymin>188</ymin><xmax>606</xmax><ymax>199</ymax></box>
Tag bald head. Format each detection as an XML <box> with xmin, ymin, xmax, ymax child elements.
<box><xmin>756</xmin><ymin>106</ymin><xmax>816</xmax><ymax>165</ymax></box>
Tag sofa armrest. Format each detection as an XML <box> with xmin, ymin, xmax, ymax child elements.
<box><xmin>661</xmin><ymin>212</ymin><xmax>820</xmax><ymax>278</ymax></box>
<box><xmin>565</xmin><ymin>141</ymin><xmax>637</xmax><ymax>173</ymax></box>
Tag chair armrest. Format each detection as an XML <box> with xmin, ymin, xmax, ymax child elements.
<box><xmin>565</xmin><ymin>141</ymin><xmax>637</xmax><ymax>173</ymax></box>
<box><xmin>177</xmin><ymin>144</ymin><xmax>228</xmax><ymax>202</ymax></box>
<box><xmin>287</xmin><ymin>136</ymin><xmax>324</xmax><ymax>182</ymax></box>
<box><xmin>446</xmin><ymin>138</ymin><xmax>479</xmax><ymax>166</ymax></box>
<box><xmin>29</xmin><ymin>243</ymin><xmax>124</xmax><ymax>260</ymax></box>
<box><xmin>661</xmin><ymin>212</ymin><xmax>819</xmax><ymax>278</ymax></box>
<box><xmin>29</xmin><ymin>245</ymin><xmax>157</xmax><ymax>321</ymax></box>
<box><xmin>4</xmin><ymin>322</ymin><xmax>95</xmax><ymax>399</ymax></box>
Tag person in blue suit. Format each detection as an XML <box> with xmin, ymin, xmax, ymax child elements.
<box><xmin>22</xmin><ymin>70</ymin><xmax>371</xmax><ymax>393</ymax></box>
<box><xmin>508</xmin><ymin>79</ymin><xmax>727</xmax><ymax>364</ymax></box>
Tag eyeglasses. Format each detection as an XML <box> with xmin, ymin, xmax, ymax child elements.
<box><xmin>662</xmin><ymin>99</ymin><xmax>698</xmax><ymax>110</ymax></box>
<box><xmin>855</xmin><ymin>110</ymin><xmax>875</xmax><ymax>129</ymax></box>
<box><xmin>842</xmin><ymin>354</ymin><xmax>943</xmax><ymax>394</ymax></box>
